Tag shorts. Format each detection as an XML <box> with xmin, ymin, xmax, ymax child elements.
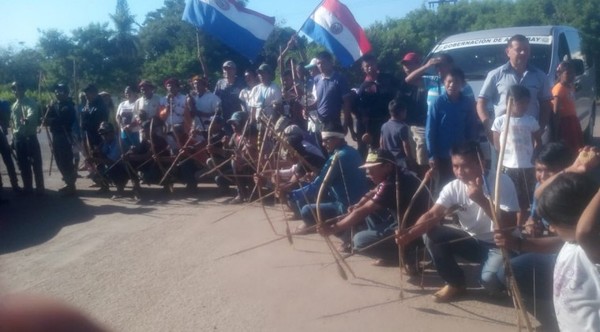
<box><xmin>503</xmin><ymin>167</ymin><xmax>536</xmax><ymax>210</ymax></box>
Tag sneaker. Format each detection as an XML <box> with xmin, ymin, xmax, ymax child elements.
<box><xmin>432</xmin><ymin>285</ymin><xmax>466</xmax><ymax>303</ymax></box>
<box><xmin>111</xmin><ymin>193</ymin><xmax>125</xmax><ymax>200</ymax></box>
<box><xmin>229</xmin><ymin>195</ymin><xmax>245</xmax><ymax>204</ymax></box>
<box><xmin>372</xmin><ymin>259</ymin><xmax>397</xmax><ymax>267</ymax></box>
<box><xmin>293</xmin><ymin>223</ymin><xmax>315</xmax><ymax>235</ymax></box>
<box><xmin>336</xmin><ymin>242</ymin><xmax>352</xmax><ymax>253</ymax></box>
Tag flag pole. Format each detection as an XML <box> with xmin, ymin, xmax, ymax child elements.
<box><xmin>196</xmin><ymin>29</ymin><xmax>208</xmax><ymax>77</ymax></box>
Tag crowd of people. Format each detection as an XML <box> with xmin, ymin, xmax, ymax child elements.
<box><xmin>0</xmin><ymin>33</ymin><xmax>598</xmax><ymax>331</ymax></box>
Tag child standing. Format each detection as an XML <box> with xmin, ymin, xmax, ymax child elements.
<box><xmin>426</xmin><ymin>67</ymin><xmax>479</xmax><ymax>189</ymax></box>
<box><xmin>380</xmin><ymin>98</ymin><xmax>414</xmax><ymax>170</ymax></box>
<box><xmin>492</xmin><ymin>85</ymin><xmax>541</xmax><ymax>226</ymax></box>
<box><xmin>536</xmin><ymin>146</ymin><xmax>600</xmax><ymax>331</ymax></box>
<box><xmin>552</xmin><ymin>60</ymin><xmax>584</xmax><ymax>153</ymax></box>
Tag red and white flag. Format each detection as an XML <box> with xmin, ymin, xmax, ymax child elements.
<box><xmin>300</xmin><ymin>0</ymin><xmax>372</xmax><ymax>67</ymax></box>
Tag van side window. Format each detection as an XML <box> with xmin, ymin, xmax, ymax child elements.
<box><xmin>557</xmin><ymin>33</ymin><xmax>570</xmax><ymax>62</ymax></box>
<box><xmin>564</xmin><ymin>30</ymin><xmax>586</xmax><ymax>64</ymax></box>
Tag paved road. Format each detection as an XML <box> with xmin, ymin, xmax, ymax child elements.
<box><xmin>0</xmin><ymin>132</ymin><xmax>554</xmax><ymax>331</ymax></box>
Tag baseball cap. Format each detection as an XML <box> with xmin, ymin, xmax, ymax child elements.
<box><xmin>257</xmin><ymin>63</ymin><xmax>273</xmax><ymax>74</ymax></box>
<box><xmin>304</xmin><ymin>58</ymin><xmax>318</xmax><ymax>69</ymax></box>
<box><xmin>226</xmin><ymin>111</ymin><xmax>248</xmax><ymax>124</ymax></box>
<box><xmin>400</xmin><ymin>52</ymin><xmax>420</xmax><ymax>64</ymax></box>
<box><xmin>359</xmin><ymin>149</ymin><xmax>396</xmax><ymax>168</ymax></box>
<box><xmin>222</xmin><ymin>60</ymin><xmax>236</xmax><ymax>68</ymax></box>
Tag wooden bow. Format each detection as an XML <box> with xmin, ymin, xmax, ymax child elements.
<box><xmin>486</xmin><ymin>97</ymin><xmax>533</xmax><ymax>331</ymax></box>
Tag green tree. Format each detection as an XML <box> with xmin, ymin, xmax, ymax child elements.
<box><xmin>109</xmin><ymin>0</ymin><xmax>143</xmax><ymax>89</ymax></box>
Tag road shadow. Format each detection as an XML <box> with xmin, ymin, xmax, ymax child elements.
<box><xmin>0</xmin><ymin>190</ymin><xmax>155</xmax><ymax>254</ymax></box>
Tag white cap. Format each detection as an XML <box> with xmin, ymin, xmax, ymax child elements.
<box><xmin>304</xmin><ymin>58</ymin><xmax>318</xmax><ymax>69</ymax></box>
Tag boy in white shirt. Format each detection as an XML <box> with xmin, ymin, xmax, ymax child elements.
<box><xmin>492</xmin><ymin>85</ymin><xmax>541</xmax><ymax>226</ymax></box>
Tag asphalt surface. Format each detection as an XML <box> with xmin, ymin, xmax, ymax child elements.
<box><xmin>3</xmin><ymin>122</ymin><xmax>590</xmax><ymax>331</ymax></box>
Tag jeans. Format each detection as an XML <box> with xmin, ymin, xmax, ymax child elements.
<box><xmin>498</xmin><ymin>253</ymin><xmax>558</xmax><ymax>330</ymax></box>
<box><xmin>353</xmin><ymin>211</ymin><xmax>407</xmax><ymax>263</ymax></box>
<box><xmin>424</xmin><ymin>225</ymin><xmax>505</xmax><ymax>292</ymax></box>
<box><xmin>300</xmin><ymin>201</ymin><xmax>345</xmax><ymax>226</ymax></box>
<box><xmin>498</xmin><ymin>253</ymin><xmax>556</xmax><ymax>300</ymax></box>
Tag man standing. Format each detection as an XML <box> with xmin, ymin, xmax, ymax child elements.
<box><xmin>249</xmin><ymin>64</ymin><xmax>282</xmax><ymax>125</ymax></box>
<box><xmin>44</xmin><ymin>84</ymin><xmax>77</xmax><ymax>195</ymax></box>
<box><xmin>400</xmin><ymin>52</ymin><xmax>429</xmax><ymax>177</ymax></box>
<box><xmin>396</xmin><ymin>141</ymin><xmax>519</xmax><ymax>302</ymax></box>
<box><xmin>477</xmin><ymin>34</ymin><xmax>552</xmax><ymax>141</ymax></box>
<box><xmin>188</xmin><ymin>76</ymin><xmax>221</xmax><ymax>132</ymax></box>
<box><xmin>0</xmin><ymin>98</ymin><xmax>19</xmax><ymax>193</ymax></box>
<box><xmin>10</xmin><ymin>81</ymin><xmax>44</xmax><ymax>195</ymax></box>
<box><xmin>161</xmin><ymin>78</ymin><xmax>187</xmax><ymax>132</ymax></box>
<box><xmin>80</xmin><ymin>84</ymin><xmax>108</xmax><ymax>149</ymax></box>
<box><xmin>305</xmin><ymin>51</ymin><xmax>353</xmax><ymax>140</ymax></box>
<box><xmin>354</xmin><ymin>54</ymin><xmax>399</xmax><ymax>156</ymax></box>
<box><xmin>133</xmin><ymin>80</ymin><xmax>161</xmax><ymax>122</ymax></box>
<box><xmin>214</xmin><ymin>60</ymin><xmax>245</xmax><ymax>120</ymax></box>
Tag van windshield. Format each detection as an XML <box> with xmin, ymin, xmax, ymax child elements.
<box><xmin>431</xmin><ymin>44</ymin><xmax>551</xmax><ymax>80</ymax></box>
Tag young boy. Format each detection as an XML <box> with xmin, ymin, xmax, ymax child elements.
<box><xmin>380</xmin><ymin>98</ymin><xmax>414</xmax><ymax>170</ymax></box>
<box><xmin>492</xmin><ymin>85</ymin><xmax>541</xmax><ymax>226</ymax></box>
<box><xmin>536</xmin><ymin>146</ymin><xmax>600</xmax><ymax>331</ymax></box>
<box><xmin>426</xmin><ymin>68</ymin><xmax>479</xmax><ymax>189</ymax></box>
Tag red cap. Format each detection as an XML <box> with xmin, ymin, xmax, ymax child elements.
<box><xmin>401</xmin><ymin>52</ymin><xmax>420</xmax><ymax>64</ymax></box>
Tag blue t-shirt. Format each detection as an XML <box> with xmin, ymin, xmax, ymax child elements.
<box><xmin>426</xmin><ymin>92</ymin><xmax>479</xmax><ymax>160</ymax></box>
<box><xmin>292</xmin><ymin>144</ymin><xmax>368</xmax><ymax>209</ymax></box>
<box><xmin>380</xmin><ymin>119</ymin><xmax>409</xmax><ymax>165</ymax></box>
<box><xmin>314</xmin><ymin>72</ymin><xmax>350</xmax><ymax>123</ymax></box>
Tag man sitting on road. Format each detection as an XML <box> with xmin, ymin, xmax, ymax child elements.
<box><xmin>319</xmin><ymin>149</ymin><xmax>429</xmax><ymax>270</ymax></box>
<box><xmin>287</xmin><ymin>123</ymin><xmax>368</xmax><ymax>251</ymax></box>
<box><xmin>396</xmin><ymin>141</ymin><xmax>519</xmax><ymax>302</ymax></box>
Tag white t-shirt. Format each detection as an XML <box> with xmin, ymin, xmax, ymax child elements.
<box><xmin>133</xmin><ymin>94</ymin><xmax>162</xmax><ymax>119</ymax></box>
<box><xmin>436</xmin><ymin>173</ymin><xmax>519</xmax><ymax>242</ymax></box>
<box><xmin>160</xmin><ymin>93</ymin><xmax>187</xmax><ymax>127</ymax></box>
<box><xmin>192</xmin><ymin>92</ymin><xmax>221</xmax><ymax>129</ymax></box>
<box><xmin>554</xmin><ymin>242</ymin><xmax>600</xmax><ymax>331</ymax></box>
<box><xmin>116</xmin><ymin>100</ymin><xmax>138</xmax><ymax>133</ymax></box>
<box><xmin>491</xmin><ymin>114</ymin><xmax>540</xmax><ymax>168</ymax></box>
<box><xmin>249</xmin><ymin>82</ymin><xmax>282</xmax><ymax>121</ymax></box>
<box><xmin>239</xmin><ymin>87</ymin><xmax>253</xmax><ymax>113</ymax></box>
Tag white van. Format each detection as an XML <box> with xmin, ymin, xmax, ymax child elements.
<box><xmin>428</xmin><ymin>25</ymin><xmax>596</xmax><ymax>138</ymax></box>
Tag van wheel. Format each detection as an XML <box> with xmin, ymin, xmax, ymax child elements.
<box><xmin>585</xmin><ymin>100</ymin><xmax>597</xmax><ymax>145</ymax></box>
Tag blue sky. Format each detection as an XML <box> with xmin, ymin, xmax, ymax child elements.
<box><xmin>0</xmin><ymin>0</ymin><xmax>426</xmax><ymax>48</ymax></box>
